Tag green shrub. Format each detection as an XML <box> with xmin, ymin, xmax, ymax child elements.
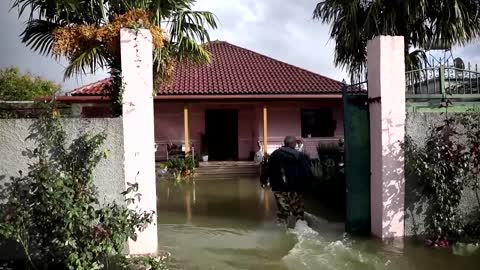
<box><xmin>311</xmin><ymin>159</ymin><xmax>323</xmax><ymax>179</ymax></box>
<box><xmin>0</xmin><ymin>109</ymin><xmax>154</xmax><ymax>270</ymax></box>
<box><xmin>166</xmin><ymin>154</ymin><xmax>195</xmax><ymax>179</ymax></box>
<box><xmin>315</xmin><ymin>142</ymin><xmax>343</xmax><ymax>181</ymax></box>
<box><xmin>0</xmin><ymin>67</ymin><xmax>59</xmax><ymax>101</ymax></box>
<box><xmin>403</xmin><ymin>115</ymin><xmax>480</xmax><ymax>243</ymax></box>
<box><xmin>316</xmin><ymin>142</ymin><xmax>342</xmax><ymax>163</ymax></box>
<box><xmin>167</xmin><ymin>156</ymin><xmax>186</xmax><ymax>178</ymax></box>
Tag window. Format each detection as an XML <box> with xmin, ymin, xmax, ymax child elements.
<box><xmin>301</xmin><ymin>109</ymin><xmax>336</xmax><ymax>138</ymax></box>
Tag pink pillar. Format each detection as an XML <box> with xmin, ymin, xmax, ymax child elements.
<box><xmin>367</xmin><ymin>36</ymin><xmax>406</xmax><ymax>239</ymax></box>
<box><xmin>121</xmin><ymin>28</ymin><xmax>157</xmax><ymax>254</ymax></box>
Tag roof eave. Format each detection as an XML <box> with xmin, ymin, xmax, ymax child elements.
<box><xmin>154</xmin><ymin>93</ymin><xmax>343</xmax><ymax>100</ymax></box>
<box><xmin>36</xmin><ymin>96</ymin><xmax>110</xmax><ymax>103</ymax></box>
<box><xmin>45</xmin><ymin>93</ymin><xmax>346</xmax><ymax>103</ymax></box>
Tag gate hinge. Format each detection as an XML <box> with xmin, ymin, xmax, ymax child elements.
<box><xmin>367</xmin><ymin>96</ymin><xmax>381</xmax><ymax>104</ymax></box>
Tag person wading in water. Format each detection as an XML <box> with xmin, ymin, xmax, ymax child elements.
<box><xmin>260</xmin><ymin>136</ymin><xmax>312</xmax><ymax>226</ymax></box>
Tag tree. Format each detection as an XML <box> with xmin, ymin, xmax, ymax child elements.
<box><xmin>313</xmin><ymin>0</ymin><xmax>480</xmax><ymax>82</ymax></box>
<box><xmin>0</xmin><ymin>67</ymin><xmax>59</xmax><ymax>101</ymax></box>
<box><xmin>11</xmin><ymin>0</ymin><xmax>217</xmax><ymax>114</ymax></box>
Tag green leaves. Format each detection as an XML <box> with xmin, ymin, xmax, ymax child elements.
<box><xmin>0</xmin><ymin>106</ymin><xmax>154</xmax><ymax>269</ymax></box>
<box><xmin>11</xmin><ymin>0</ymin><xmax>218</xmax><ymax>83</ymax></box>
<box><xmin>0</xmin><ymin>67</ymin><xmax>59</xmax><ymax>101</ymax></box>
<box><xmin>166</xmin><ymin>8</ymin><xmax>218</xmax><ymax>63</ymax></box>
<box><xmin>313</xmin><ymin>0</ymin><xmax>480</xmax><ymax>80</ymax></box>
<box><xmin>404</xmin><ymin>113</ymin><xmax>480</xmax><ymax>243</ymax></box>
<box><xmin>20</xmin><ymin>19</ymin><xmax>60</xmax><ymax>57</ymax></box>
<box><xmin>64</xmin><ymin>46</ymin><xmax>110</xmax><ymax>80</ymax></box>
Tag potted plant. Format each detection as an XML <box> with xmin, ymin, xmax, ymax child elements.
<box><xmin>167</xmin><ymin>156</ymin><xmax>186</xmax><ymax>180</ymax></box>
<box><xmin>200</xmin><ymin>133</ymin><xmax>208</xmax><ymax>162</ymax></box>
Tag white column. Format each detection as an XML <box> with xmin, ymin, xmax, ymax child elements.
<box><xmin>121</xmin><ymin>28</ymin><xmax>157</xmax><ymax>254</ymax></box>
<box><xmin>367</xmin><ymin>36</ymin><xmax>406</xmax><ymax>239</ymax></box>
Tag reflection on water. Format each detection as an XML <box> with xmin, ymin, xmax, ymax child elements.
<box><xmin>157</xmin><ymin>177</ymin><xmax>480</xmax><ymax>270</ymax></box>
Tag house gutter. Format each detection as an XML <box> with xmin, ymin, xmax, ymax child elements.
<box><xmin>37</xmin><ymin>94</ymin><xmax>343</xmax><ymax>102</ymax></box>
<box><xmin>153</xmin><ymin>94</ymin><xmax>343</xmax><ymax>100</ymax></box>
<box><xmin>36</xmin><ymin>96</ymin><xmax>110</xmax><ymax>103</ymax></box>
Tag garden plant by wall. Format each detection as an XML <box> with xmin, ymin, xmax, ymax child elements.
<box><xmin>404</xmin><ymin>112</ymin><xmax>479</xmax><ymax>236</ymax></box>
<box><xmin>0</xmin><ymin>118</ymin><xmax>125</xmax><ymax>204</ymax></box>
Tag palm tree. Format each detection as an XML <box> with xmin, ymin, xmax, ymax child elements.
<box><xmin>313</xmin><ymin>0</ymin><xmax>480</xmax><ymax>82</ymax></box>
<box><xmin>11</xmin><ymin>0</ymin><xmax>217</xmax><ymax>114</ymax></box>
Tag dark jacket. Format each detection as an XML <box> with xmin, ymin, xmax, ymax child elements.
<box><xmin>260</xmin><ymin>146</ymin><xmax>312</xmax><ymax>192</ymax></box>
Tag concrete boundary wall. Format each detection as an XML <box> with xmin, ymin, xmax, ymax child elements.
<box><xmin>0</xmin><ymin>118</ymin><xmax>125</xmax><ymax>205</ymax></box>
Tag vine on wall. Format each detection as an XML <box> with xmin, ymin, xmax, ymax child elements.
<box><xmin>404</xmin><ymin>112</ymin><xmax>480</xmax><ymax>247</ymax></box>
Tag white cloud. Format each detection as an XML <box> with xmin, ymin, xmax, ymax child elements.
<box><xmin>1</xmin><ymin>0</ymin><xmax>478</xmax><ymax>92</ymax></box>
<box><xmin>194</xmin><ymin>0</ymin><xmax>347</xmax><ymax>81</ymax></box>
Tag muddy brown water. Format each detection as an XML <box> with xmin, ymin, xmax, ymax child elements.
<box><xmin>157</xmin><ymin>178</ymin><xmax>480</xmax><ymax>270</ymax></box>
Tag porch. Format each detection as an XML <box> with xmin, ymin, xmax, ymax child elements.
<box><xmin>153</xmin><ymin>98</ymin><xmax>344</xmax><ymax>162</ymax></box>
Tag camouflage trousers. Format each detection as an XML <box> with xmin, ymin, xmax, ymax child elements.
<box><xmin>273</xmin><ymin>192</ymin><xmax>305</xmax><ymax>223</ymax></box>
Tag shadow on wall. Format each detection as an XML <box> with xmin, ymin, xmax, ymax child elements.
<box><xmin>404</xmin><ymin>166</ymin><xmax>431</xmax><ymax>237</ymax></box>
<box><xmin>403</xmin><ymin>113</ymin><xmax>437</xmax><ymax>237</ymax></box>
<box><xmin>379</xmin><ymin>112</ymin><xmax>406</xmax><ymax>240</ymax></box>
<box><xmin>403</xmin><ymin>113</ymin><xmax>480</xmax><ymax>238</ymax></box>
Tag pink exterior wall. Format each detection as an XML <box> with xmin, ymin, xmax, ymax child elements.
<box><xmin>256</xmin><ymin>100</ymin><xmax>343</xmax><ymax>158</ymax></box>
<box><xmin>154</xmin><ymin>99</ymin><xmax>343</xmax><ymax>160</ymax></box>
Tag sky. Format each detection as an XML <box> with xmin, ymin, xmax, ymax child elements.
<box><xmin>1</xmin><ymin>0</ymin><xmax>479</xmax><ymax>92</ymax></box>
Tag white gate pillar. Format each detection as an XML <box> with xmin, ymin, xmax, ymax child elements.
<box><xmin>121</xmin><ymin>28</ymin><xmax>157</xmax><ymax>254</ymax></box>
<box><xmin>367</xmin><ymin>36</ymin><xmax>406</xmax><ymax>239</ymax></box>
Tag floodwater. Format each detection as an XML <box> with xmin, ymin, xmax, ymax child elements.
<box><xmin>156</xmin><ymin>178</ymin><xmax>480</xmax><ymax>270</ymax></box>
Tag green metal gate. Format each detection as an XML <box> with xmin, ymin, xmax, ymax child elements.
<box><xmin>342</xmin><ymin>82</ymin><xmax>371</xmax><ymax>236</ymax></box>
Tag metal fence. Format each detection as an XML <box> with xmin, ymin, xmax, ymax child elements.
<box><xmin>406</xmin><ymin>63</ymin><xmax>480</xmax><ymax>100</ymax></box>
<box><xmin>0</xmin><ymin>101</ymin><xmax>72</xmax><ymax>118</ymax></box>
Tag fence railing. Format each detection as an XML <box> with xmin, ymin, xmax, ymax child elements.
<box><xmin>406</xmin><ymin>64</ymin><xmax>480</xmax><ymax>100</ymax></box>
<box><xmin>0</xmin><ymin>101</ymin><xmax>72</xmax><ymax>118</ymax></box>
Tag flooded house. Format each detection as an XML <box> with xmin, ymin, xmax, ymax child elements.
<box><xmin>57</xmin><ymin>41</ymin><xmax>350</xmax><ymax>161</ymax></box>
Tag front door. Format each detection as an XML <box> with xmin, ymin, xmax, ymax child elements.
<box><xmin>205</xmin><ymin>109</ymin><xmax>239</xmax><ymax>161</ymax></box>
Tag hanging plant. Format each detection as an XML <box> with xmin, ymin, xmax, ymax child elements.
<box><xmin>52</xmin><ymin>9</ymin><xmax>166</xmax><ymax>60</ymax></box>
<box><xmin>51</xmin><ymin>9</ymin><xmax>175</xmax><ymax>115</ymax></box>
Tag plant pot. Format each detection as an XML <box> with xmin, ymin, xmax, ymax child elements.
<box><xmin>202</xmin><ymin>155</ymin><xmax>209</xmax><ymax>162</ymax></box>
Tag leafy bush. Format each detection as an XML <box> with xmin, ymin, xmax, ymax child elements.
<box><xmin>166</xmin><ymin>155</ymin><xmax>195</xmax><ymax>179</ymax></box>
<box><xmin>457</xmin><ymin>114</ymin><xmax>480</xmax><ymax>209</ymax></box>
<box><xmin>166</xmin><ymin>156</ymin><xmax>186</xmax><ymax>178</ymax></box>
<box><xmin>316</xmin><ymin>142</ymin><xmax>342</xmax><ymax>163</ymax></box>
<box><xmin>315</xmin><ymin>142</ymin><xmax>344</xmax><ymax>181</ymax></box>
<box><xmin>311</xmin><ymin>159</ymin><xmax>323</xmax><ymax>179</ymax></box>
<box><xmin>0</xmin><ymin>110</ymin><xmax>154</xmax><ymax>269</ymax></box>
<box><xmin>404</xmin><ymin>114</ymin><xmax>480</xmax><ymax>244</ymax></box>
<box><xmin>0</xmin><ymin>67</ymin><xmax>59</xmax><ymax>101</ymax></box>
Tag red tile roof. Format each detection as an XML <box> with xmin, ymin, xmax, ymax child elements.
<box><xmin>70</xmin><ymin>41</ymin><xmax>344</xmax><ymax>96</ymax></box>
<box><xmin>70</xmin><ymin>78</ymin><xmax>112</xmax><ymax>96</ymax></box>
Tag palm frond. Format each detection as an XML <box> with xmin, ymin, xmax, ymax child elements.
<box><xmin>172</xmin><ymin>38</ymin><xmax>211</xmax><ymax>63</ymax></box>
<box><xmin>20</xmin><ymin>19</ymin><xmax>60</xmax><ymax>56</ymax></box>
<box><xmin>406</xmin><ymin>49</ymin><xmax>427</xmax><ymax>71</ymax></box>
<box><xmin>168</xmin><ymin>10</ymin><xmax>218</xmax><ymax>44</ymax></box>
<box><xmin>314</xmin><ymin>0</ymin><xmax>480</xmax><ymax>80</ymax></box>
<box><xmin>64</xmin><ymin>46</ymin><xmax>109</xmax><ymax>79</ymax></box>
<box><xmin>13</xmin><ymin>0</ymin><xmax>219</xmax><ymax>80</ymax></box>
<box><xmin>12</xmin><ymin>0</ymin><xmax>106</xmax><ymax>24</ymax></box>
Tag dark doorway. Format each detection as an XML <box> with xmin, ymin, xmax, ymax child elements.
<box><xmin>205</xmin><ymin>109</ymin><xmax>239</xmax><ymax>161</ymax></box>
